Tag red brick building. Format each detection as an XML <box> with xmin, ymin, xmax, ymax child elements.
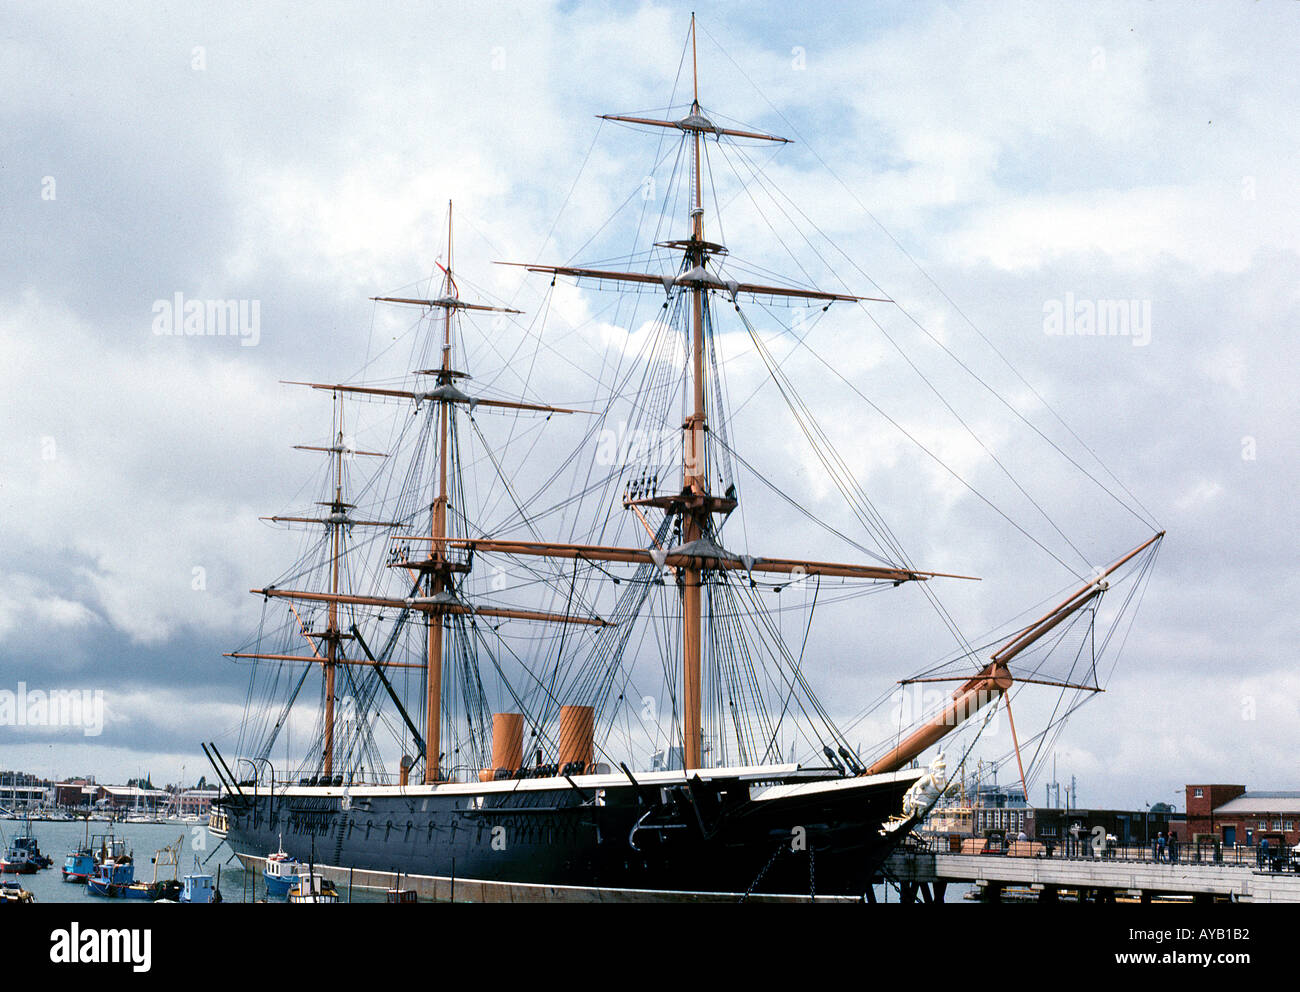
<box><xmin>53</xmin><ymin>779</ymin><xmax>103</xmax><ymax>809</ymax></box>
<box><xmin>1186</xmin><ymin>784</ymin><xmax>1300</xmax><ymax>849</ymax></box>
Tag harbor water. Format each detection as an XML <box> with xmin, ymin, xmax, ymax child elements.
<box><xmin>3</xmin><ymin>820</ymin><xmax>387</xmax><ymax>903</ymax></box>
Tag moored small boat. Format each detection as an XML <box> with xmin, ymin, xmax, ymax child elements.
<box><xmin>262</xmin><ymin>836</ymin><xmax>309</xmax><ymax>898</ymax></box>
<box><xmin>1</xmin><ymin>817</ymin><xmax>53</xmax><ymax>874</ymax></box>
<box><xmin>91</xmin><ymin>833</ymin><xmax>128</xmax><ymax>864</ymax></box>
<box><xmin>86</xmin><ymin>841</ymin><xmax>141</xmax><ymax>898</ymax></box>
<box><xmin>1</xmin><ymin>836</ymin><xmax>48</xmax><ymax>874</ymax></box>
<box><xmin>154</xmin><ymin>873</ymin><xmax>221</xmax><ymax>903</ymax></box>
<box><xmin>62</xmin><ymin>817</ymin><xmax>95</xmax><ymax>883</ymax></box>
<box><xmin>86</xmin><ymin>858</ymin><xmax>140</xmax><ymax>898</ymax></box>
<box><xmin>181</xmin><ymin>874</ymin><xmax>220</xmax><ymax>903</ymax></box>
<box><xmin>288</xmin><ymin>872</ymin><xmax>339</xmax><ymax>904</ymax></box>
<box><xmin>0</xmin><ymin>879</ymin><xmax>36</xmax><ymax>903</ymax></box>
<box><xmin>62</xmin><ymin>848</ymin><xmax>95</xmax><ymax>882</ymax></box>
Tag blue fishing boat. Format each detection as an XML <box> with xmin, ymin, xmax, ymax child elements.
<box><xmin>86</xmin><ymin>845</ymin><xmax>146</xmax><ymax>898</ymax></box>
<box><xmin>62</xmin><ymin>819</ymin><xmax>95</xmax><ymax>883</ymax></box>
<box><xmin>262</xmin><ymin>836</ymin><xmax>308</xmax><ymax>898</ymax></box>
<box><xmin>86</xmin><ymin>862</ymin><xmax>140</xmax><ymax>897</ymax></box>
<box><xmin>62</xmin><ymin>849</ymin><xmax>94</xmax><ymax>882</ymax></box>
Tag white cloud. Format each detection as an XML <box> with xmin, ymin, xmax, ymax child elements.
<box><xmin>0</xmin><ymin>292</ymin><xmax>299</xmax><ymax>644</ymax></box>
<box><xmin>0</xmin><ymin>573</ymin><xmax>100</xmax><ymax>638</ymax></box>
<box><xmin>1174</xmin><ymin>478</ymin><xmax>1223</xmax><ymax>513</ymax></box>
<box><xmin>945</xmin><ymin>184</ymin><xmax>1297</xmax><ymax>275</ymax></box>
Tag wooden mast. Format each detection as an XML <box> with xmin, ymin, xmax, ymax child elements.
<box><xmin>494</xmin><ymin>13</ymin><xmax>927</xmax><ymax>770</ymax></box>
<box><xmin>268</xmin><ymin>209</ymin><xmax>635</xmax><ymax>781</ymax></box>
<box><xmin>248</xmin><ymin>420</ymin><xmax>391</xmax><ymax>779</ymax></box>
<box><xmin>425</xmin><ymin>201</ymin><xmax>454</xmax><ymax>784</ymax></box>
<box><xmin>682</xmin><ymin>12</ymin><xmax>705</xmax><ymax>770</ymax></box>
<box><xmin>323</xmin><ymin>394</ymin><xmax>343</xmax><ymax>776</ymax></box>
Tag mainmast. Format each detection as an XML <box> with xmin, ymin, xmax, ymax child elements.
<box><xmin>498</xmin><ymin>14</ymin><xmax>943</xmax><ymax>774</ymax></box>
<box><xmin>682</xmin><ymin>13</ymin><xmax>707</xmax><ymax>769</ymax></box>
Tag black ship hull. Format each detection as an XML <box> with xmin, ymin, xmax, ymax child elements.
<box><xmin>217</xmin><ymin>764</ymin><xmax>923</xmax><ymax>899</ymax></box>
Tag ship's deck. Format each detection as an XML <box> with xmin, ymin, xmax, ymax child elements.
<box><xmin>220</xmin><ymin>763</ymin><xmax>924</xmax><ymax>802</ymax></box>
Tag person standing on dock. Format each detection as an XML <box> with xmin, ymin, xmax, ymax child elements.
<box><xmin>1157</xmin><ymin>832</ymin><xmax>1166</xmax><ymax>863</ymax></box>
<box><xmin>1169</xmin><ymin>831</ymin><xmax>1180</xmax><ymax>864</ymax></box>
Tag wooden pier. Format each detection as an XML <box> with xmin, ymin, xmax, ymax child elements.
<box><xmin>882</xmin><ymin>847</ymin><xmax>1300</xmax><ymax>903</ymax></box>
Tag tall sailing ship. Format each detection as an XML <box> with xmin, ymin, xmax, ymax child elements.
<box><xmin>208</xmin><ymin>17</ymin><xmax>1163</xmax><ymax>900</ymax></box>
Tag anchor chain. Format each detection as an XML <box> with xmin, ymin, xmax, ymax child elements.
<box><xmin>741</xmin><ymin>840</ymin><xmax>787</xmax><ymax>902</ymax></box>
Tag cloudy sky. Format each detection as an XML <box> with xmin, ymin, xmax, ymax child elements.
<box><xmin>2</xmin><ymin>0</ymin><xmax>1296</xmax><ymax>809</ymax></box>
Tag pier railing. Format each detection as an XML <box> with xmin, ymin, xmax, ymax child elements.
<box><xmin>922</xmin><ymin>832</ymin><xmax>1299</xmax><ymax>872</ymax></box>
<box><xmin>1036</xmin><ymin>841</ymin><xmax>1294</xmax><ymax>871</ymax></box>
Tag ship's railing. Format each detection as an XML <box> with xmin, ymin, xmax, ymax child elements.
<box><xmin>387</xmin><ymin>544</ymin><xmax>472</xmax><ymax>572</ymax></box>
<box><xmin>276</xmin><ymin>770</ymin><xmax>413</xmax><ymax>788</ymax></box>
